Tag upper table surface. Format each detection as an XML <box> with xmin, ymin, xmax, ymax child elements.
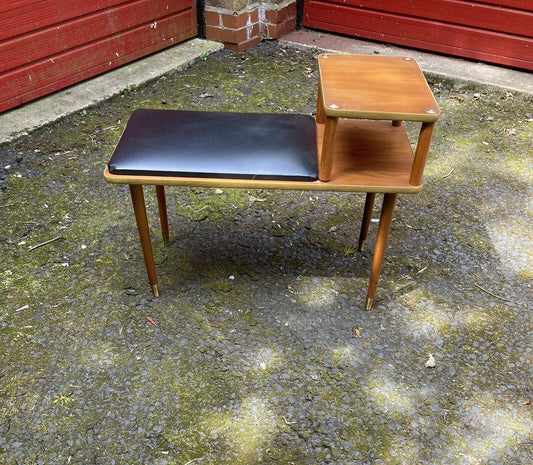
<box><xmin>318</xmin><ymin>54</ymin><xmax>441</xmax><ymax>122</ymax></box>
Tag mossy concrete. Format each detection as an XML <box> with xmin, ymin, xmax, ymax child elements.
<box><xmin>1</xmin><ymin>42</ymin><xmax>532</xmax><ymax>464</ymax></box>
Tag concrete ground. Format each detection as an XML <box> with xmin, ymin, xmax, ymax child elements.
<box><xmin>0</xmin><ymin>32</ymin><xmax>532</xmax><ymax>464</ymax></box>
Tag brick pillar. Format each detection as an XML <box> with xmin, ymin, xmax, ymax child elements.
<box><xmin>204</xmin><ymin>0</ymin><xmax>297</xmax><ymax>51</ymax></box>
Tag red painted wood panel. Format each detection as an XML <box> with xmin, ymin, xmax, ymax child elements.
<box><xmin>0</xmin><ymin>0</ymin><xmax>40</xmax><ymax>14</ymax></box>
<box><xmin>0</xmin><ymin>0</ymin><xmax>127</xmax><ymax>40</ymax></box>
<box><xmin>0</xmin><ymin>0</ymin><xmax>197</xmax><ymax>112</ymax></box>
<box><xmin>480</xmin><ymin>0</ymin><xmax>531</xmax><ymax>9</ymax></box>
<box><xmin>1</xmin><ymin>0</ymin><xmax>193</xmax><ymax>73</ymax></box>
<box><xmin>303</xmin><ymin>0</ymin><xmax>533</xmax><ymax>71</ymax></box>
<box><xmin>333</xmin><ymin>0</ymin><xmax>532</xmax><ymax>37</ymax></box>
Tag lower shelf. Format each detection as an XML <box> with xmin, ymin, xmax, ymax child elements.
<box><xmin>318</xmin><ymin>119</ymin><xmax>419</xmax><ymax>192</ymax></box>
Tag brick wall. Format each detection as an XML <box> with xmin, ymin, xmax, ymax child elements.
<box><xmin>204</xmin><ymin>0</ymin><xmax>297</xmax><ymax>51</ymax></box>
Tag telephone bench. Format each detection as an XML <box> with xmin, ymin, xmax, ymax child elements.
<box><xmin>104</xmin><ymin>54</ymin><xmax>440</xmax><ymax>310</ymax></box>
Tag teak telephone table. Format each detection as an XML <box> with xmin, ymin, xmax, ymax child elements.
<box><xmin>104</xmin><ymin>54</ymin><xmax>440</xmax><ymax>310</ymax></box>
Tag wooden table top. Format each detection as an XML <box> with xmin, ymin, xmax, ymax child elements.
<box><xmin>104</xmin><ymin>120</ymin><xmax>422</xmax><ymax>194</ymax></box>
<box><xmin>318</xmin><ymin>54</ymin><xmax>441</xmax><ymax>122</ymax></box>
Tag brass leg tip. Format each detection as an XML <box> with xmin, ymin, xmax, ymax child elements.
<box><xmin>358</xmin><ymin>241</ymin><xmax>365</xmax><ymax>252</ymax></box>
<box><xmin>365</xmin><ymin>297</ymin><xmax>373</xmax><ymax>311</ymax></box>
<box><xmin>151</xmin><ymin>284</ymin><xmax>160</xmax><ymax>297</ymax></box>
<box><xmin>163</xmin><ymin>234</ymin><xmax>170</xmax><ymax>246</ymax></box>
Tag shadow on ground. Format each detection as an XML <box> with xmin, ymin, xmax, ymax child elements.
<box><xmin>1</xmin><ymin>42</ymin><xmax>532</xmax><ymax>464</ymax></box>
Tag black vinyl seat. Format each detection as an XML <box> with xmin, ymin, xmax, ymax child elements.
<box><xmin>108</xmin><ymin>109</ymin><xmax>318</xmax><ymax>182</ymax></box>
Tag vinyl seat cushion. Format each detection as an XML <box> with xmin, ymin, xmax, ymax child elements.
<box><xmin>107</xmin><ymin>109</ymin><xmax>318</xmax><ymax>182</ymax></box>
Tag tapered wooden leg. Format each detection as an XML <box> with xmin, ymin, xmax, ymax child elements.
<box><xmin>155</xmin><ymin>185</ymin><xmax>170</xmax><ymax>246</ymax></box>
<box><xmin>129</xmin><ymin>184</ymin><xmax>159</xmax><ymax>297</ymax></box>
<box><xmin>319</xmin><ymin>116</ymin><xmax>338</xmax><ymax>182</ymax></box>
<box><xmin>366</xmin><ymin>193</ymin><xmax>397</xmax><ymax>310</ymax></box>
<box><xmin>410</xmin><ymin>122</ymin><xmax>435</xmax><ymax>186</ymax></box>
<box><xmin>316</xmin><ymin>81</ymin><xmax>325</xmax><ymax>124</ymax></box>
<box><xmin>358</xmin><ymin>193</ymin><xmax>376</xmax><ymax>251</ymax></box>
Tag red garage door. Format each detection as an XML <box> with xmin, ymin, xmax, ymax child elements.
<box><xmin>0</xmin><ymin>0</ymin><xmax>197</xmax><ymax>113</ymax></box>
<box><xmin>303</xmin><ymin>0</ymin><xmax>533</xmax><ymax>71</ymax></box>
